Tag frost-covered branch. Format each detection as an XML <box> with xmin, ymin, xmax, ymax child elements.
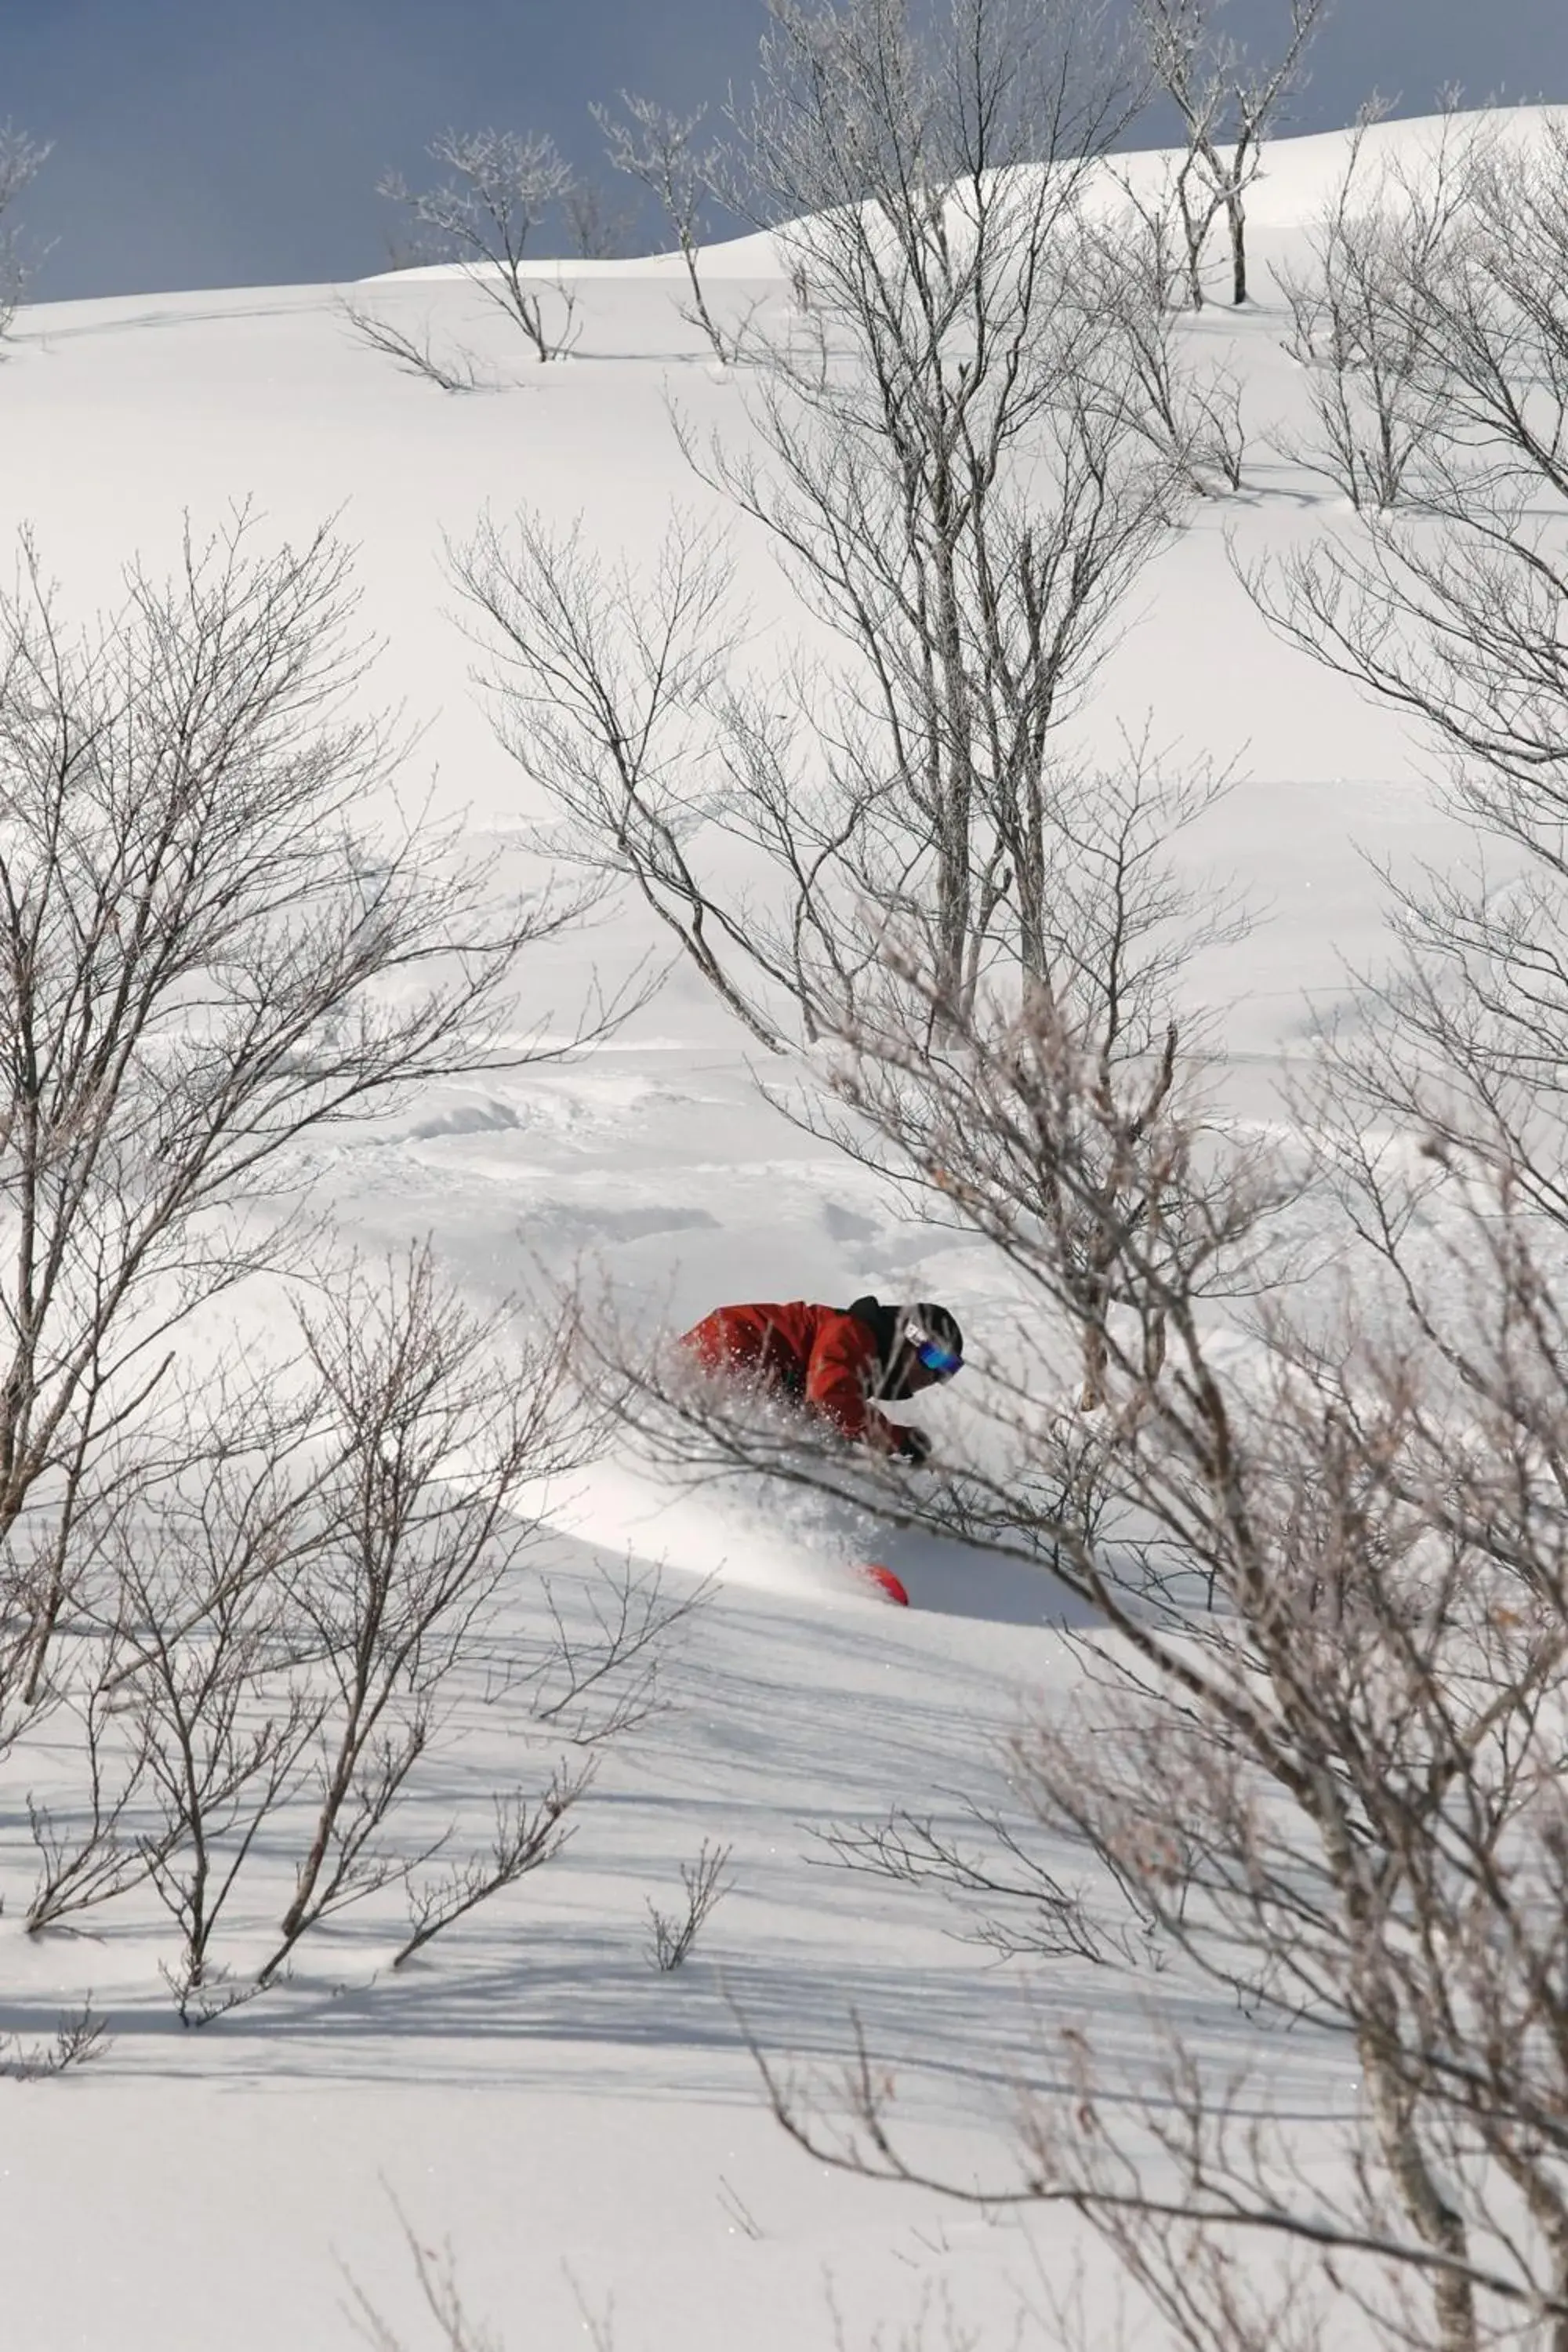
<box><xmin>379</xmin><ymin>129</ymin><xmax>581</xmax><ymax>361</ymax></box>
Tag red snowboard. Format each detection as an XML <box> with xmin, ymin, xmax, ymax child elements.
<box><xmin>856</xmin><ymin>1562</ymin><xmax>910</xmax><ymax>1606</ymax></box>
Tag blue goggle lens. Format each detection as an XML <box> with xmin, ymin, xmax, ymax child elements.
<box><xmin>914</xmin><ymin>1338</ymin><xmax>962</xmax><ymax>1378</ymax></box>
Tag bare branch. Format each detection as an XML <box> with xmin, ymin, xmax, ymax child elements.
<box><xmin>0</xmin><ymin>2001</ymin><xmax>109</xmax><ymax>2080</ymax></box>
<box><xmin>393</xmin><ymin>1765</ymin><xmax>592</xmax><ymax>1969</ymax></box>
<box><xmin>337</xmin><ymin>298</ymin><xmax>492</xmax><ymax>394</ymax></box>
<box><xmin>646</xmin><ymin>1838</ymin><xmax>733</xmax><ymax>1969</ymax></box>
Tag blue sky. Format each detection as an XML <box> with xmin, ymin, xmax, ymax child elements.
<box><xmin>5</xmin><ymin>0</ymin><xmax>1568</xmax><ymax>299</ymax></box>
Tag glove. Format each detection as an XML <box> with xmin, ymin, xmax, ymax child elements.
<box><xmin>894</xmin><ymin>1425</ymin><xmax>933</xmax><ymax>1467</ymax></box>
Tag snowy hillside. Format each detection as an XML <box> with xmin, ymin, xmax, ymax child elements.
<box><xmin>0</xmin><ymin>104</ymin><xmax>1563</xmax><ymax>2352</ymax></box>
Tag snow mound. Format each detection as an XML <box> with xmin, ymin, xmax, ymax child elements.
<box><xmin>365</xmin><ymin>106</ymin><xmax>1568</xmax><ymax>296</ymax></box>
<box><xmin>538</xmin><ymin>1444</ymin><xmax>884</xmax><ymax>1606</ymax></box>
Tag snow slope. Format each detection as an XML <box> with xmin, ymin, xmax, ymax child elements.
<box><xmin>0</xmin><ymin>107</ymin><xmax>1545</xmax><ymax>2352</ymax></box>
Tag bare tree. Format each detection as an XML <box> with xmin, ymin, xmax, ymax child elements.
<box><xmin>0</xmin><ymin>513</ymin><xmax>599</xmax><ymax>1706</ymax></box>
<box><xmin>451</xmin><ymin>509</ymin><xmax>789</xmax><ymax>1047</ymax></box>
<box><xmin>593</xmin><ymin>94</ymin><xmax>728</xmax><ymax>361</ymax></box>
<box><xmin>1077</xmin><ymin>204</ymin><xmax>1250</xmax><ymax>495</ymax></box>
<box><xmin>79</xmin><ymin>1367</ymin><xmax>343</xmax><ymax>2020</ymax></box>
<box><xmin>710</xmin><ymin>0</ymin><xmax>1177</xmax><ymax>1015</ymax></box>
<box><xmin>379</xmin><ymin>130</ymin><xmax>581</xmax><ymax>362</ymax></box>
<box><xmin>1271</xmin><ymin>110</ymin><xmax>1483</xmax><ymax>510</ymax></box>
<box><xmin>7</xmin><ymin>1255</ymin><xmax>702</xmax><ymax>2015</ymax></box>
<box><xmin>0</xmin><ymin>123</ymin><xmax>50</xmax><ymax>343</ymax></box>
<box><xmin>686</xmin><ymin>347</ymin><xmax>1176</xmax><ymax>1027</ymax></box>
<box><xmin>1136</xmin><ymin>0</ymin><xmax>1331</xmax><ymax>306</ymax></box>
<box><xmin>1244</xmin><ymin>108</ymin><xmax>1568</xmax><ymax>1214</ymax></box>
<box><xmin>114</xmin><ymin>1457</ymin><xmax>328</xmax><ymax>2021</ymax></box>
<box><xmin>469</xmin><ymin>1</ymin><xmax>1192</xmax><ymax>1043</ymax></box>
<box><xmin>6</xmin><ymin>1212</ymin><xmax>715</xmax><ymax>2016</ymax></box>
<box><xmin>56</xmin><ymin>1248</ymin><xmax>619</xmax><ymax>2018</ymax></box>
<box><xmin>257</xmin><ymin>1248</ymin><xmax>584</xmax><ymax>1983</ymax></box>
<box><xmin>20</xmin><ymin>1359</ymin><xmax>328</xmax><ymax>1930</ymax></box>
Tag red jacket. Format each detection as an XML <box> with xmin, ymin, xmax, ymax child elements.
<box><xmin>680</xmin><ymin>1300</ymin><xmax>904</xmax><ymax>1451</ymax></box>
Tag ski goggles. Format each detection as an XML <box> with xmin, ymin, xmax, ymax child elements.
<box><xmin>910</xmin><ymin>1331</ymin><xmax>963</xmax><ymax>1379</ymax></box>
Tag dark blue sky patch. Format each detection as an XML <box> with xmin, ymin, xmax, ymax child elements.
<box><xmin>4</xmin><ymin>0</ymin><xmax>1566</xmax><ymax>299</ymax></box>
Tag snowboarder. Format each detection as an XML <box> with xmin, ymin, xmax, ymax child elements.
<box><xmin>677</xmin><ymin>1294</ymin><xmax>964</xmax><ymax>1465</ymax></box>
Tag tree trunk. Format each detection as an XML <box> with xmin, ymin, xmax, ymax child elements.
<box><xmin>1227</xmin><ymin>192</ymin><xmax>1248</xmax><ymax>306</ymax></box>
